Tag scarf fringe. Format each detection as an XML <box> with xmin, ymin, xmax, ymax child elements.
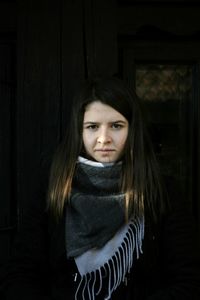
<box><xmin>74</xmin><ymin>217</ymin><xmax>144</xmax><ymax>300</ymax></box>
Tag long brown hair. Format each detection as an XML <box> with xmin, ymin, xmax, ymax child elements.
<box><xmin>47</xmin><ymin>77</ymin><xmax>165</xmax><ymax>221</ymax></box>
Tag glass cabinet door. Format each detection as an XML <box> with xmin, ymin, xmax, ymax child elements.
<box><xmin>135</xmin><ymin>64</ymin><xmax>193</xmax><ymax>204</ymax></box>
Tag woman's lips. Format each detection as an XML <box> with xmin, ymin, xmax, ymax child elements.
<box><xmin>95</xmin><ymin>149</ymin><xmax>115</xmax><ymax>152</ymax></box>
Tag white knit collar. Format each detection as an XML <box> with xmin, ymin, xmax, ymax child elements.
<box><xmin>78</xmin><ymin>156</ymin><xmax>122</xmax><ymax>168</ymax></box>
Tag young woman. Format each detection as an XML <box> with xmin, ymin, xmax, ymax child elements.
<box><xmin>1</xmin><ymin>77</ymin><xmax>200</xmax><ymax>299</ymax></box>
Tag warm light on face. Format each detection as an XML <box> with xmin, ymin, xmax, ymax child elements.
<box><xmin>82</xmin><ymin>101</ymin><xmax>129</xmax><ymax>163</ymax></box>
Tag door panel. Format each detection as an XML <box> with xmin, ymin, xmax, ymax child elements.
<box><xmin>0</xmin><ymin>43</ymin><xmax>16</xmax><ymax>264</ymax></box>
<box><xmin>135</xmin><ymin>63</ymin><xmax>193</xmax><ymax>203</ymax></box>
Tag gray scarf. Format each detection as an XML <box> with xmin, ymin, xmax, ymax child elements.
<box><xmin>65</xmin><ymin>157</ymin><xmax>144</xmax><ymax>299</ymax></box>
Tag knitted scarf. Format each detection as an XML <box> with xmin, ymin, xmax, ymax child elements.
<box><xmin>65</xmin><ymin>156</ymin><xmax>144</xmax><ymax>300</ymax></box>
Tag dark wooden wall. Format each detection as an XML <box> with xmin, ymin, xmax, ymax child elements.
<box><xmin>1</xmin><ymin>0</ymin><xmax>200</xmax><ymax>264</ymax></box>
<box><xmin>0</xmin><ymin>0</ymin><xmax>118</xmax><ymax>264</ymax></box>
<box><xmin>0</xmin><ymin>0</ymin><xmax>17</xmax><ymax>263</ymax></box>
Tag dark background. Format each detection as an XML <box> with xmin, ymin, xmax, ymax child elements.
<box><xmin>0</xmin><ymin>0</ymin><xmax>200</xmax><ymax>265</ymax></box>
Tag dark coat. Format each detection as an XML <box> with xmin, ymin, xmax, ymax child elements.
<box><xmin>1</xmin><ymin>177</ymin><xmax>200</xmax><ymax>300</ymax></box>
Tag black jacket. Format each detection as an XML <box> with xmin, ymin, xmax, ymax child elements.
<box><xmin>1</xmin><ymin>177</ymin><xmax>200</xmax><ymax>300</ymax></box>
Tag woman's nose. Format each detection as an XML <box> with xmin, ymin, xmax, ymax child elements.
<box><xmin>97</xmin><ymin>129</ymin><xmax>111</xmax><ymax>144</ymax></box>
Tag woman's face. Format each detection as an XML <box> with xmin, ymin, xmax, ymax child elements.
<box><xmin>82</xmin><ymin>101</ymin><xmax>129</xmax><ymax>163</ymax></box>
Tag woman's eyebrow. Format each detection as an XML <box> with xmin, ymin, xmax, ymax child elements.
<box><xmin>111</xmin><ymin>120</ymin><xmax>127</xmax><ymax>123</ymax></box>
<box><xmin>83</xmin><ymin>120</ymin><xmax>127</xmax><ymax>124</ymax></box>
<box><xmin>83</xmin><ymin>121</ymin><xmax>99</xmax><ymax>125</ymax></box>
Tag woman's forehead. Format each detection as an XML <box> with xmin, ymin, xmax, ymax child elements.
<box><xmin>84</xmin><ymin>101</ymin><xmax>128</xmax><ymax>123</ymax></box>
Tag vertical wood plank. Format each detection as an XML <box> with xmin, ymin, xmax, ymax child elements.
<box><xmin>0</xmin><ymin>45</ymin><xmax>12</xmax><ymax>231</ymax></box>
<box><xmin>193</xmin><ymin>63</ymin><xmax>200</xmax><ymax>229</ymax></box>
<box><xmin>61</xmin><ymin>0</ymin><xmax>85</xmax><ymax>133</ymax></box>
<box><xmin>17</xmin><ymin>0</ymin><xmax>61</xmax><ymax>216</ymax></box>
<box><xmin>84</xmin><ymin>0</ymin><xmax>118</xmax><ymax>78</ymax></box>
<box><xmin>93</xmin><ymin>0</ymin><xmax>118</xmax><ymax>77</ymax></box>
<box><xmin>0</xmin><ymin>44</ymin><xmax>15</xmax><ymax>262</ymax></box>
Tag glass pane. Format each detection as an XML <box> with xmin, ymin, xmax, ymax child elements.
<box><xmin>136</xmin><ymin>64</ymin><xmax>192</xmax><ymax>101</ymax></box>
<box><xmin>136</xmin><ymin>64</ymin><xmax>193</xmax><ymax>201</ymax></box>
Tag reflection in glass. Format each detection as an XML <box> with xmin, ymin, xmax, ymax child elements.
<box><xmin>136</xmin><ymin>64</ymin><xmax>192</xmax><ymax>101</ymax></box>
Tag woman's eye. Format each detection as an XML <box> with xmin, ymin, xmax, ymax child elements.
<box><xmin>112</xmin><ymin>123</ymin><xmax>122</xmax><ymax>129</ymax></box>
<box><xmin>86</xmin><ymin>124</ymin><xmax>98</xmax><ymax>130</ymax></box>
